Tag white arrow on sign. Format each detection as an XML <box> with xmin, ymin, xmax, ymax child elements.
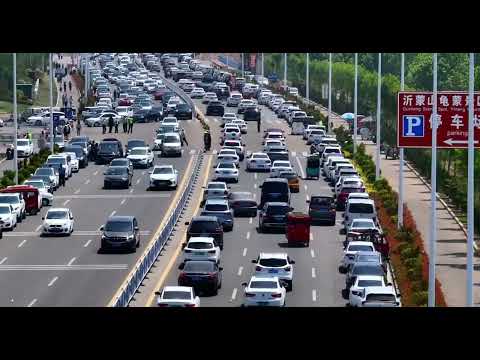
<box><xmin>443</xmin><ymin>138</ymin><xmax>479</xmax><ymax>146</ymax></box>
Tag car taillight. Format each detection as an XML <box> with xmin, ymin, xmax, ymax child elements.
<box><xmin>250</xmin><ymin>160</ymin><xmax>256</xmax><ymax>163</ymax></box>
<box><xmin>245</xmin><ymin>292</ymin><xmax>256</xmax><ymax>297</ymax></box>
<box><xmin>158</xmin><ymin>303</ymin><xmax>169</xmax><ymax>307</ymax></box>
<box><xmin>184</xmin><ymin>304</ymin><xmax>196</xmax><ymax>307</ymax></box>
<box><xmin>255</xmin><ymin>266</ymin><xmax>262</xmax><ymax>271</ymax></box>
<box><xmin>184</xmin><ymin>249</ymin><xmax>192</xmax><ymax>253</ymax></box>
<box><xmin>284</xmin><ymin>266</ymin><xmax>291</xmax><ymax>272</ymax></box>
<box><xmin>208</xmin><ymin>250</ymin><xmax>216</xmax><ymax>254</ymax></box>
<box><xmin>271</xmin><ymin>293</ymin><xmax>282</xmax><ymax>298</ymax></box>
<box><xmin>207</xmin><ymin>272</ymin><xmax>216</xmax><ymax>278</ymax></box>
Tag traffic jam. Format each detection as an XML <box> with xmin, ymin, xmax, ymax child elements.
<box><xmin>153</xmin><ymin>53</ymin><xmax>401</xmax><ymax>307</ymax></box>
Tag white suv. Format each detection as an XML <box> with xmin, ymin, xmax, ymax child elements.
<box><xmin>0</xmin><ymin>193</ymin><xmax>26</xmax><ymax>223</ymax></box>
<box><xmin>251</xmin><ymin>253</ymin><xmax>295</xmax><ymax>291</ymax></box>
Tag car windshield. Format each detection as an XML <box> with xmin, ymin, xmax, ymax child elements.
<box><xmin>250</xmin><ymin>281</ymin><xmax>277</xmax><ymax>289</ymax></box>
<box><xmin>162</xmin><ymin>291</ymin><xmax>191</xmax><ymax>300</ymax></box>
<box><xmin>267</xmin><ymin>205</ymin><xmax>290</xmax><ymax>215</ymax></box>
<box><xmin>110</xmin><ymin>159</ymin><xmax>128</xmax><ymax>167</ymax></box>
<box><xmin>353</xmin><ymin>265</ymin><xmax>384</xmax><ymax>276</ymax></box>
<box><xmin>153</xmin><ymin>167</ymin><xmax>173</xmax><ymax>175</ymax></box>
<box><xmin>352</xmin><ymin>221</ymin><xmax>374</xmax><ymax>228</ymax></box>
<box><xmin>357</xmin><ymin>255</ymin><xmax>380</xmax><ymax>263</ymax></box>
<box><xmin>24</xmin><ymin>181</ymin><xmax>45</xmax><ymax>189</ymax></box>
<box><xmin>188</xmin><ymin>242</ymin><xmax>213</xmax><ymax>249</ymax></box>
<box><xmin>0</xmin><ymin>196</ymin><xmax>19</xmax><ymax>204</ymax></box>
<box><xmin>0</xmin><ymin>206</ymin><xmax>11</xmax><ymax>214</ymax></box>
<box><xmin>184</xmin><ymin>261</ymin><xmax>215</xmax><ymax>272</ymax></box>
<box><xmin>189</xmin><ymin>221</ymin><xmax>218</xmax><ymax>232</ymax></box>
<box><xmin>358</xmin><ymin>280</ymin><xmax>384</xmax><ymax>287</ymax></box>
<box><xmin>106</xmin><ymin>167</ymin><xmax>128</xmax><ymax>175</ymax></box>
<box><xmin>348</xmin><ymin>245</ymin><xmax>373</xmax><ymax>252</ymax></box>
<box><xmin>208</xmin><ymin>184</ymin><xmax>225</xmax><ymax>190</ymax></box>
<box><xmin>205</xmin><ymin>204</ymin><xmax>228</xmax><ymax>212</ymax></box>
<box><xmin>99</xmin><ymin>143</ymin><xmax>118</xmax><ymax>151</ymax></box>
<box><xmin>311</xmin><ymin>197</ymin><xmax>332</xmax><ymax>206</ymax></box>
<box><xmin>47</xmin><ymin>158</ymin><xmax>65</xmax><ymax>164</ymax></box>
<box><xmin>46</xmin><ymin>211</ymin><xmax>68</xmax><ymax>219</ymax></box>
<box><xmin>218</xmin><ymin>163</ymin><xmax>235</xmax><ymax>169</ymax></box>
<box><xmin>258</xmin><ymin>258</ymin><xmax>287</xmax><ymax>267</ymax></box>
<box><xmin>279</xmin><ymin>172</ymin><xmax>297</xmax><ymax>180</ymax></box>
<box><xmin>130</xmin><ymin>149</ymin><xmax>147</xmax><ymax>155</ymax></box>
<box><xmin>35</xmin><ymin>169</ymin><xmax>52</xmax><ymax>176</ymax></box>
<box><xmin>349</xmin><ymin>203</ymin><xmax>374</xmax><ymax>214</ymax></box>
<box><xmin>128</xmin><ymin>141</ymin><xmax>145</xmax><ymax>148</ymax></box>
<box><xmin>164</xmin><ymin>135</ymin><xmax>179</xmax><ymax>143</ymax></box>
<box><xmin>105</xmin><ymin>221</ymin><xmax>132</xmax><ymax>232</ymax></box>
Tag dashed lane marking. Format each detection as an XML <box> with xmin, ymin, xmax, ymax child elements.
<box><xmin>136</xmin><ymin>178</ymin><xmax>141</xmax><ymax>185</ymax></box>
<box><xmin>0</xmin><ymin>257</ymin><xmax>7</xmax><ymax>265</ymax></box>
<box><xmin>242</xmin><ymin>248</ymin><xmax>247</xmax><ymax>257</ymax></box>
<box><xmin>296</xmin><ymin>156</ymin><xmax>306</xmax><ymax>179</ymax></box>
<box><xmin>35</xmin><ymin>225</ymin><xmax>42</xmax><ymax>232</ymax></box>
<box><xmin>312</xmin><ymin>289</ymin><xmax>317</xmax><ymax>302</ymax></box>
<box><xmin>109</xmin><ymin>211</ymin><xmax>116</xmax><ymax>217</ymax></box>
<box><xmin>230</xmin><ymin>288</ymin><xmax>238</xmax><ymax>302</ymax></box>
<box><xmin>237</xmin><ymin>267</ymin><xmax>243</xmax><ymax>276</ymax></box>
<box><xmin>249</xmin><ymin>217</ymin><xmax>253</xmax><ymax>224</ymax></box>
<box><xmin>67</xmin><ymin>257</ymin><xmax>76</xmax><ymax>266</ymax></box>
<box><xmin>27</xmin><ymin>299</ymin><xmax>37</xmax><ymax>307</ymax></box>
<box><xmin>84</xmin><ymin>179</ymin><xmax>91</xmax><ymax>185</ymax></box>
<box><xmin>74</xmin><ymin>189</ymin><xmax>80</xmax><ymax>194</ymax></box>
<box><xmin>311</xmin><ymin>249</ymin><xmax>315</xmax><ymax>258</ymax></box>
<box><xmin>48</xmin><ymin>276</ymin><xmax>58</xmax><ymax>287</ymax></box>
<box><xmin>120</xmin><ymin>199</ymin><xmax>126</xmax><ymax>205</ymax></box>
<box><xmin>189</xmin><ymin>149</ymin><xmax>196</xmax><ymax>155</ymax></box>
<box><xmin>83</xmin><ymin>239</ymin><xmax>92</xmax><ymax>247</ymax></box>
<box><xmin>93</xmin><ymin>170</ymin><xmax>99</xmax><ymax>176</ymax></box>
<box><xmin>246</xmin><ymin>231</ymin><xmax>250</xmax><ymax>240</ymax></box>
<box><xmin>312</xmin><ymin>268</ymin><xmax>316</xmax><ymax>278</ymax></box>
<box><xmin>302</xmin><ymin>151</ymin><xmax>308</xmax><ymax>157</ymax></box>
<box><xmin>291</xmin><ymin>151</ymin><xmax>296</xmax><ymax>157</ymax></box>
<box><xmin>18</xmin><ymin>240</ymin><xmax>27</xmax><ymax>248</ymax></box>
<box><xmin>63</xmin><ymin>199</ymin><xmax>70</xmax><ymax>206</ymax></box>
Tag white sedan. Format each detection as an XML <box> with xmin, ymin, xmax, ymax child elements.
<box><xmin>214</xmin><ymin>162</ymin><xmax>239</xmax><ymax>183</ymax></box>
<box><xmin>230</xmin><ymin>119</ymin><xmax>248</xmax><ymax>134</ymax></box>
<box><xmin>23</xmin><ymin>180</ymin><xmax>53</xmax><ymax>206</ymax></box>
<box><xmin>270</xmin><ymin>160</ymin><xmax>293</xmax><ymax>177</ymax></box>
<box><xmin>85</xmin><ymin>112</ymin><xmax>121</xmax><ymax>127</ymax></box>
<box><xmin>216</xmin><ymin>153</ymin><xmax>240</xmax><ymax>166</ymax></box>
<box><xmin>182</xmin><ymin>237</ymin><xmax>221</xmax><ymax>264</ymax></box>
<box><xmin>263</xmin><ymin>140</ymin><xmax>286</xmax><ymax>152</ymax></box>
<box><xmin>222</xmin><ymin>112</ymin><xmax>237</xmax><ymax>126</ymax></box>
<box><xmin>127</xmin><ymin>147</ymin><xmax>154</xmax><ymax>168</ymax></box>
<box><xmin>0</xmin><ymin>204</ymin><xmax>17</xmax><ymax>230</ymax></box>
<box><xmin>149</xmin><ymin>165</ymin><xmax>178</xmax><ymax>190</ymax></box>
<box><xmin>202</xmin><ymin>92</ymin><xmax>218</xmax><ymax>104</ymax></box>
<box><xmin>155</xmin><ymin>286</ymin><xmax>200</xmax><ymax>307</ymax></box>
<box><xmin>190</xmin><ymin>88</ymin><xmax>205</xmax><ymax>98</ymax></box>
<box><xmin>246</xmin><ymin>152</ymin><xmax>272</xmax><ymax>171</ymax></box>
<box><xmin>42</xmin><ymin>208</ymin><xmax>74</xmax><ymax>236</ymax></box>
<box><xmin>242</xmin><ymin>276</ymin><xmax>287</xmax><ymax>307</ymax></box>
<box><xmin>16</xmin><ymin>139</ymin><xmax>33</xmax><ymax>157</ymax></box>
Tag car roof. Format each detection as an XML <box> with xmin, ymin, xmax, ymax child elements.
<box><xmin>356</xmin><ymin>274</ymin><xmax>384</xmax><ymax>281</ymax></box>
<box><xmin>205</xmin><ymin>198</ymin><xmax>228</xmax><ymax>205</ymax></box>
<box><xmin>351</xmin><ymin>218</ymin><xmax>375</xmax><ymax>223</ymax></box>
<box><xmin>259</xmin><ymin>252</ymin><xmax>288</xmax><ymax>259</ymax></box>
<box><xmin>191</xmin><ymin>215</ymin><xmax>219</xmax><ymax>222</ymax></box>
<box><xmin>47</xmin><ymin>207</ymin><xmax>70</xmax><ymax>212</ymax></box>
<box><xmin>364</xmin><ymin>286</ymin><xmax>395</xmax><ymax>295</ymax></box>
<box><xmin>107</xmin><ymin>215</ymin><xmax>134</xmax><ymax>222</ymax></box>
<box><xmin>348</xmin><ymin>193</ymin><xmax>369</xmax><ymax>198</ymax></box>
<box><xmin>348</xmin><ymin>199</ymin><xmax>375</xmax><ymax>205</ymax></box>
<box><xmin>188</xmin><ymin>237</ymin><xmax>215</xmax><ymax>243</ymax></box>
<box><xmin>263</xmin><ymin>178</ymin><xmax>288</xmax><ymax>183</ymax></box>
<box><xmin>208</xmin><ymin>181</ymin><xmax>227</xmax><ymax>186</ymax></box>
<box><xmin>154</xmin><ymin>164</ymin><xmax>173</xmax><ymax>168</ymax></box>
<box><xmin>250</xmin><ymin>276</ymin><xmax>279</xmax><ymax>282</ymax></box>
<box><xmin>163</xmin><ymin>286</ymin><xmax>192</xmax><ymax>293</ymax></box>
<box><xmin>348</xmin><ymin>241</ymin><xmax>375</xmax><ymax>247</ymax></box>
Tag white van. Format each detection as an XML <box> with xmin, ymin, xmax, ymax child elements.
<box><xmin>344</xmin><ymin>198</ymin><xmax>377</xmax><ymax>231</ymax></box>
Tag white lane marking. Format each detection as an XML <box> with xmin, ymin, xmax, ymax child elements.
<box><xmin>136</xmin><ymin>178</ymin><xmax>141</xmax><ymax>185</ymax></box>
<box><xmin>302</xmin><ymin>151</ymin><xmax>308</xmax><ymax>157</ymax></box>
<box><xmin>83</xmin><ymin>239</ymin><xmax>92</xmax><ymax>247</ymax></box>
<box><xmin>120</xmin><ymin>199</ymin><xmax>126</xmax><ymax>205</ymax></box>
<box><xmin>311</xmin><ymin>249</ymin><xmax>315</xmax><ymax>258</ymax></box>
<box><xmin>249</xmin><ymin>217</ymin><xmax>253</xmax><ymax>224</ymax></box>
<box><xmin>237</xmin><ymin>267</ymin><xmax>243</xmax><ymax>276</ymax></box>
<box><xmin>254</xmin><ymin>184</ymin><xmax>257</xmax><ymax>189</ymax></box>
<box><xmin>48</xmin><ymin>276</ymin><xmax>58</xmax><ymax>287</ymax></box>
<box><xmin>296</xmin><ymin>156</ymin><xmax>306</xmax><ymax>179</ymax></box>
<box><xmin>306</xmin><ymin>194</ymin><xmax>310</xmax><ymax>201</ymax></box>
<box><xmin>312</xmin><ymin>289</ymin><xmax>317</xmax><ymax>302</ymax></box>
<box><xmin>84</xmin><ymin>179</ymin><xmax>91</xmax><ymax>185</ymax></box>
<box><xmin>242</xmin><ymin>248</ymin><xmax>247</xmax><ymax>257</ymax></box>
<box><xmin>304</xmin><ymin>184</ymin><xmax>308</xmax><ymax>191</ymax></box>
<box><xmin>93</xmin><ymin>170</ymin><xmax>99</xmax><ymax>176</ymax></box>
<box><xmin>189</xmin><ymin>149</ymin><xmax>196</xmax><ymax>155</ymax></box>
<box><xmin>253</xmin><ymin>193</ymin><xmax>257</xmax><ymax>200</ymax></box>
<box><xmin>74</xmin><ymin>189</ymin><xmax>80</xmax><ymax>194</ymax></box>
<box><xmin>63</xmin><ymin>199</ymin><xmax>70</xmax><ymax>206</ymax></box>
<box><xmin>212</xmin><ymin>149</ymin><xmax>217</xmax><ymax>155</ymax></box>
<box><xmin>275</xmin><ymin>120</ymin><xmax>281</xmax><ymax>124</ymax></box>
<box><xmin>231</xmin><ymin>288</ymin><xmax>238</xmax><ymax>301</ymax></box>
<box><xmin>291</xmin><ymin>151</ymin><xmax>296</xmax><ymax>157</ymax></box>
<box><xmin>0</xmin><ymin>257</ymin><xmax>7</xmax><ymax>265</ymax></box>
<box><xmin>110</xmin><ymin>210</ymin><xmax>116</xmax><ymax>217</ymax></box>
<box><xmin>213</xmin><ymin>118</ymin><xmax>219</xmax><ymax>123</ymax></box>
<box><xmin>142</xmin><ymin>171</ymin><xmax>146</xmax><ymax>176</ymax></box>
<box><xmin>35</xmin><ymin>224</ymin><xmax>42</xmax><ymax>232</ymax></box>
<box><xmin>67</xmin><ymin>257</ymin><xmax>76</xmax><ymax>266</ymax></box>
<box><xmin>312</xmin><ymin>268</ymin><xmax>316</xmax><ymax>278</ymax></box>
<box><xmin>18</xmin><ymin>239</ymin><xmax>27</xmax><ymax>248</ymax></box>
<box><xmin>27</xmin><ymin>298</ymin><xmax>37</xmax><ymax>307</ymax></box>
<box><xmin>310</xmin><ymin>232</ymin><xmax>313</xmax><ymax>241</ymax></box>
<box><xmin>129</xmin><ymin>188</ymin><xmax>134</xmax><ymax>193</ymax></box>
<box><xmin>254</xmin><ymin>173</ymin><xmax>258</xmax><ymax>180</ymax></box>
<box><xmin>246</xmin><ymin>231</ymin><xmax>250</xmax><ymax>240</ymax></box>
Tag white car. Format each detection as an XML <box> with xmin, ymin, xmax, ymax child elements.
<box><xmin>155</xmin><ymin>286</ymin><xmax>200</xmax><ymax>307</ymax></box>
<box><xmin>23</xmin><ymin>180</ymin><xmax>53</xmax><ymax>206</ymax></box>
<box><xmin>264</xmin><ymin>131</ymin><xmax>286</xmax><ymax>143</ymax></box>
<box><xmin>270</xmin><ymin>160</ymin><xmax>293</xmax><ymax>177</ymax></box>
<box><xmin>246</xmin><ymin>152</ymin><xmax>272</xmax><ymax>171</ymax></box>
<box><xmin>42</xmin><ymin>208</ymin><xmax>74</xmax><ymax>236</ymax></box>
<box><xmin>307</xmin><ymin>129</ymin><xmax>327</xmax><ymax>144</ymax></box>
<box><xmin>346</xmin><ymin>218</ymin><xmax>379</xmax><ymax>235</ymax></box>
<box><xmin>0</xmin><ymin>192</ymin><xmax>26</xmax><ymax>222</ymax></box>
<box><xmin>160</xmin><ymin>133</ymin><xmax>182</xmax><ymax>157</ymax></box>
<box><xmin>27</xmin><ymin>111</ymin><xmax>65</xmax><ymax>126</ymax></box>
<box><xmin>149</xmin><ymin>165</ymin><xmax>178</xmax><ymax>190</ymax></box>
<box><xmin>0</xmin><ymin>204</ymin><xmax>17</xmax><ymax>230</ymax></box>
<box><xmin>222</xmin><ymin>125</ymin><xmax>241</xmax><ymax>143</ymax></box>
<box><xmin>238</xmin><ymin>99</ymin><xmax>255</xmax><ymax>113</ymax></box>
<box><xmin>161</xmin><ymin>116</ymin><xmax>179</xmax><ymax>127</ymax></box>
<box><xmin>303</xmin><ymin>125</ymin><xmax>325</xmax><ymax>140</ymax></box>
<box><xmin>116</xmin><ymin>106</ymin><xmax>133</xmax><ymax>118</ymax></box>
<box><xmin>47</xmin><ymin>154</ymin><xmax>72</xmax><ymax>178</ymax></box>
<box><xmin>202</xmin><ymin>92</ymin><xmax>218</xmax><ymax>104</ymax></box>
<box><xmin>222</xmin><ymin>112</ymin><xmax>237</xmax><ymax>126</ymax></box>
<box><xmin>85</xmin><ymin>112</ymin><xmax>121</xmax><ymax>127</ymax></box>
<box><xmin>340</xmin><ymin>241</ymin><xmax>376</xmax><ymax>271</ymax></box>
<box><xmin>127</xmin><ymin>147</ymin><xmax>154</xmax><ymax>168</ymax></box>
<box><xmin>242</xmin><ymin>276</ymin><xmax>287</xmax><ymax>307</ymax></box>
<box><xmin>16</xmin><ymin>139</ymin><xmax>33</xmax><ymax>157</ymax></box>
<box><xmin>182</xmin><ymin>237</ymin><xmax>221</xmax><ymax>264</ymax></box>
<box><xmin>350</xmin><ymin>283</ymin><xmax>401</xmax><ymax>307</ymax></box>
<box><xmin>230</xmin><ymin>119</ymin><xmax>248</xmax><ymax>134</ymax></box>
<box><xmin>336</xmin><ymin>177</ymin><xmax>364</xmax><ymax>197</ymax></box>
<box><xmin>252</xmin><ymin>253</ymin><xmax>295</xmax><ymax>291</ymax></box>
<box><xmin>223</xmin><ymin>140</ymin><xmax>245</xmax><ymax>160</ymax></box>
<box><xmin>263</xmin><ymin>140</ymin><xmax>286</xmax><ymax>152</ymax></box>
<box><xmin>348</xmin><ymin>275</ymin><xmax>386</xmax><ymax>306</ymax></box>
<box><xmin>227</xmin><ymin>92</ymin><xmax>243</xmax><ymax>107</ymax></box>
<box><xmin>216</xmin><ymin>153</ymin><xmax>240</xmax><ymax>166</ymax></box>
<box><xmin>190</xmin><ymin>88</ymin><xmax>206</xmax><ymax>98</ymax></box>
<box><xmin>202</xmin><ymin>181</ymin><xmax>230</xmax><ymax>204</ymax></box>
<box><xmin>62</xmin><ymin>152</ymin><xmax>80</xmax><ymax>173</ymax></box>
<box><xmin>153</xmin><ymin>133</ymin><xmax>165</xmax><ymax>151</ymax></box>
<box><xmin>214</xmin><ymin>162</ymin><xmax>239</xmax><ymax>182</ymax></box>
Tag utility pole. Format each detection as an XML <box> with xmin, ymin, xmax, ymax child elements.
<box><xmin>306</xmin><ymin>53</ymin><xmax>310</xmax><ymax>103</ymax></box>
<box><xmin>375</xmin><ymin>53</ymin><xmax>382</xmax><ymax>180</ymax></box>
<box><xmin>398</xmin><ymin>53</ymin><xmax>405</xmax><ymax>228</ymax></box>
<box><xmin>13</xmin><ymin>53</ymin><xmax>18</xmax><ymax>185</ymax></box>
<box><xmin>328</xmin><ymin>53</ymin><xmax>332</xmax><ymax>133</ymax></box>
<box><xmin>353</xmin><ymin>53</ymin><xmax>358</xmax><ymax>154</ymax></box>
<box><xmin>49</xmin><ymin>53</ymin><xmax>54</xmax><ymax>154</ymax></box>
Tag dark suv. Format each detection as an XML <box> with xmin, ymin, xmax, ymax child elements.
<box><xmin>97</xmin><ymin>139</ymin><xmax>124</xmax><ymax>164</ymax></box>
<box><xmin>307</xmin><ymin>195</ymin><xmax>336</xmax><ymax>225</ymax></box>
<box><xmin>206</xmin><ymin>101</ymin><xmax>225</xmax><ymax>116</ymax></box>
<box><xmin>99</xmin><ymin>216</ymin><xmax>140</xmax><ymax>253</ymax></box>
<box><xmin>185</xmin><ymin>216</ymin><xmax>224</xmax><ymax>250</ymax></box>
<box><xmin>243</xmin><ymin>106</ymin><xmax>261</xmax><ymax>121</ymax></box>
<box><xmin>258</xmin><ymin>202</ymin><xmax>293</xmax><ymax>233</ymax></box>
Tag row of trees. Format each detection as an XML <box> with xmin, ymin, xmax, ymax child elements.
<box><xmin>263</xmin><ymin>53</ymin><xmax>480</xmax><ymax>234</ymax></box>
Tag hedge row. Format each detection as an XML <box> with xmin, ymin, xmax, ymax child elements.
<box><xmin>350</xmin><ymin>142</ymin><xmax>447</xmax><ymax>307</ymax></box>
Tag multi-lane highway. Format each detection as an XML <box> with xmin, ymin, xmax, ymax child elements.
<box><xmin>147</xmin><ymin>93</ymin><xmax>347</xmax><ymax>307</ymax></box>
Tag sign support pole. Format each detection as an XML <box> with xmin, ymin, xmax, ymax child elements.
<box><xmin>306</xmin><ymin>53</ymin><xmax>310</xmax><ymax>103</ymax></box>
<box><xmin>375</xmin><ymin>53</ymin><xmax>382</xmax><ymax>180</ymax></box>
<box><xmin>49</xmin><ymin>53</ymin><xmax>54</xmax><ymax>154</ymax></box>
<box><xmin>398</xmin><ymin>53</ymin><xmax>405</xmax><ymax>228</ymax></box>
<box><xmin>429</xmin><ymin>53</ymin><xmax>438</xmax><ymax>307</ymax></box>
<box><xmin>466</xmin><ymin>53</ymin><xmax>475</xmax><ymax>307</ymax></box>
<box><xmin>13</xmin><ymin>53</ymin><xmax>18</xmax><ymax>185</ymax></box>
<box><xmin>353</xmin><ymin>53</ymin><xmax>358</xmax><ymax>154</ymax></box>
<box><xmin>261</xmin><ymin>53</ymin><xmax>264</xmax><ymax>78</ymax></box>
<box><xmin>328</xmin><ymin>53</ymin><xmax>332</xmax><ymax>134</ymax></box>
<box><xmin>284</xmin><ymin>53</ymin><xmax>287</xmax><ymax>86</ymax></box>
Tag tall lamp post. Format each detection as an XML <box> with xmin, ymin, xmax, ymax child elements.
<box><xmin>13</xmin><ymin>53</ymin><xmax>18</xmax><ymax>184</ymax></box>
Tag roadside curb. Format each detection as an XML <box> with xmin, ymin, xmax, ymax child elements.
<box><xmin>404</xmin><ymin>160</ymin><xmax>479</xmax><ymax>256</ymax></box>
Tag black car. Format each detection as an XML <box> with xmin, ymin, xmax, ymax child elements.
<box><xmin>243</xmin><ymin>106</ymin><xmax>261</xmax><ymax>121</ymax></box>
<box><xmin>132</xmin><ymin>109</ymin><xmax>150</xmax><ymax>123</ymax></box>
<box><xmin>99</xmin><ymin>216</ymin><xmax>140</xmax><ymax>253</ymax></box>
<box><xmin>103</xmin><ymin>166</ymin><xmax>132</xmax><ymax>189</ymax></box>
<box><xmin>148</xmin><ymin>106</ymin><xmax>164</xmax><ymax>122</ymax></box>
<box><xmin>206</xmin><ymin>101</ymin><xmax>225</xmax><ymax>116</ymax></box>
<box><xmin>162</xmin><ymin>92</ymin><xmax>176</xmax><ymax>107</ymax></box>
<box><xmin>267</xmin><ymin>149</ymin><xmax>290</xmax><ymax>162</ymax></box>
<box><xmin>228</xmin><ymin>192</ymin><xmax>257</xmax><ymax>217</ymax></box>
<box><xmin>185</xmin><ymin>216</ymin><xmax>224</xmax><ymax>250</ymax></box>
<box><xmin>258</xmin><ymin>202</ymin><xmax>293</xmax><ymax>233</ymax></box>
<box><xmin>96</xmin><ymin>140</ymin><xmax>123</xmax><ymax>164</ymax></box>
<box><xmin>307</xmin><ymin>195</ymin><xmax>336</xmax><ymax>225</ymax></box>
<box><xmin>110</xmin><ymin>158</ymin><xmax>133</xmax><ymax>175</ymax></box>
<box><xmin>345</xmin><ymin>262</ymin><xmax>386</xmax><ymax>290</ymax></box>
<box><xmin>178</xmin><ymin>260</ymin><xmax>223</xmax><ymax>295</ymax></box>
<box><xmin>64</xmin><ymin>145</ymin><xmax>88</xmax><ymax>168</ymax></box>
<box><xmin>125</xmin><ymin>139</ymin><xmax>146</xmax><ymax>156</ymax></box>
<box><xmin>175</xmin><ymin>103</ymin><xmax>193</xmax><ymax>120</ymax></box>
<box><xmin>214</xmin><ymin>86</ymin><xmax>230</xmax><ymax>100</ymax></box>
<box><xmin>259</xmin><ymin>178</ymin><xmax>290</xmax><ymax>208</ymax></box>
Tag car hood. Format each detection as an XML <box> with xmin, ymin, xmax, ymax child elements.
<box><xmin>44</xmin><ymin>219</ymin><xmax>68</xmax><ymax>226</ymax></box>
<box><xmin>150</xmin><ymin>174</ymin><xmax>176</xmax><ymax>181</ymax></box>
<box><xmin>163</xmin><ymin>142</ymin><xmax>181</xmax><ymax>147</ymax></box>
<box><xmin>103</xmin><ymin>231</ymin><xmax>132</xmax><ymax>238</ymax></box>
<box><xmin>127</xmin><ymin>155</ymin><xmax>148</xmax><ymax>160</ymax></box>
<box><xmin>105</xmin><ymin>174</ymin><xmax>128</xmax><ymax>180</ymax></box>
<box><xmin>0</xmin><ymin>214</ymin><xmax>13</xmax><ymax>220</ymax></box>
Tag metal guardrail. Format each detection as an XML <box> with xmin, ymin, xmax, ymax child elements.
<box><xmin>158</xmin><ymin>74</ymin><xmax>197</xmax><ymax>119</ymax></box>
<box><xmin>111</xmin><ymin>153</ymin><xmax>204</xmax><ymax>307</ymax></box>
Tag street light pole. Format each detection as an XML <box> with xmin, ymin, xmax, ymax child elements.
<box><xmin>241</xmin><ymin>53</ymin><xmax>244</xmax><ymax>77</ymax></box>
<box><xmin>13</xmin><ymin>53</ymin><xmax>18</xmax><ymax>185</ymax></box>
<box><xmin>284</xmin><ymin>53</ymin><xmax>287</xmax><ymax>86</ymax></box>
<box><xmin>306</xmin><ymin>53</ymin><xmax>310</xmax><ymax>103</ymax></box>
<box><xmin>398</xmin><ymin>53</ymin><xmax>405</xmax><ymax>229</ymax></box>
<box><xmin>428</xmin><ymin>53</ymin><xmax>438</xmax><ymax>307</ymax></box>
<box><xmin>375</xmin><ymin>53</ymin><xmax>382</xmax><ymax>180</ymax></box>
<box><xmin>353</xmin><ymin>53</ymin><xmax>358</xmax><ymax>154</ymax></box>
<box><xmin>261</xmin><ymin>53</ymin><xmax>264</xmax><ymax>78</ymax></box>
<box><xmin>328</xmin><ymin>53</ymin><xmax>332</xmax><ymax>133</ymax></box>
<box><xmin>49</xmin><ymin>53</ymin><xmax>54</xmax><ymax>154</ymax></box>
<box><xmin>466</xmin><ymin>52</ymin><xmax>475</xmax><ymax>307</ymax></box>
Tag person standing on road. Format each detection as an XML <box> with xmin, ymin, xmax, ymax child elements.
<box><xmin>257</xmin><ymin>116</ymin><xmax>261</xmax><ymax>132</ymax></box>
<box><xmin>108</xmin><ymin>115</ymin><xmax>114</xmax><ymax>133</ymax></box>
<box><xmin>68</xmin><ymin>81</ymin><xmax>72</xmax><ymax>92</ymax></box>
<box><xmin>128</xmin><ymin>116</ymin><xmax>133</xmax><ymax>134</ymax></box>
<box><xmin>203</xmin><ymin>130</ymin><xmax>211</xmax><ymax>152</ymax></box>
<box><xmin>114</xmin><ymin>119</ymin><xmax>119</xmax><ymax>133</ymax></box>
<box><xmin>122</xmin><ymin>116</ymin><xmax>128</xmax><ymax>133</ymax></box>
<box><xmin>102</xmin><ymin>121</ymin><xmax>107</xmax><ymax>135</ymax></box>
<box><xmin>181</xmin><ymin>128</ymin><xmax>188</xmax><ymax>146</ymax></box>
<box><xmin>59</xmin><ymin>165</ymin><xmax>66</xmax><ymax>187</ymax></box>
<box><xmin>63</xmin><ymin>81</ymin><xmax>67</xmax><ymax>92</ymax></box>
<box><xmin>76</xmin><ymin>120</ymin><xmax>81</xmax><ymax>136</ymax></box>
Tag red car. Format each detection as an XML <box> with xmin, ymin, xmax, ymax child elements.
<box><xmin>154</xmin><ymin>89</ymin><xmax>168</xmax><ymax>100</ymax></box>
<box><xmin>118</xmin><ymin>98</ymin><xmax>132</xmax><ymax>106</ymax></box>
